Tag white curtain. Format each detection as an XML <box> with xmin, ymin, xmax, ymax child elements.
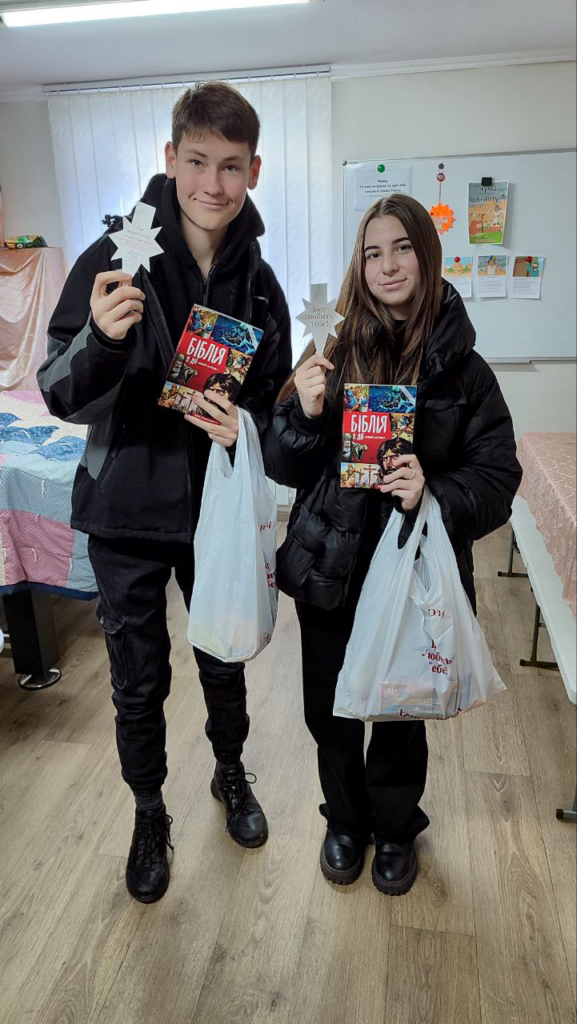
<box><xmin>46</xmin><ymin>76</ymin><xmax>332</xmax><ymax>360</ymax></box>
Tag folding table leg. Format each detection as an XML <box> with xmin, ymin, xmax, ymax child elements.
<box><xmin>519</xmin><ymin>602</ymin><xmax>558</xmax><ymax>672</ymax></box>
<box><xmin>498</xmin><ymin>526</ymin><xmax>529</xmax><ymax>579</ymax></box>
<box><xmin>556</xmin><ymin>783</ymin><xmax>577</xmax><ymax>824</ymax></box>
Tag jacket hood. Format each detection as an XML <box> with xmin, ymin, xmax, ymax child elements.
<box><xmin>419</xmin><ymin>280</ymin><xmax>476</xmax><ymax>384</ymax></box>
<box><xmin>139</xmin><ymin>173</ymin><xmax>265</xmax><ymax>275</ymax></box>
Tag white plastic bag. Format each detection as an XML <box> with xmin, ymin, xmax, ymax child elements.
<box><xmin>188</xmin><ymin>409</ymin><xmax>278</xmax><ymax>662</ymax></box>
<box><xmin>334</xmin><ymin>488</ymin><xmax>506</xmax><ymax>720</ymax></box>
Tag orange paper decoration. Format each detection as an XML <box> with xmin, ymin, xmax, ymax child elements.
<box><xmin>429</xmin><ymin>202</ymin><xmax>455</xmax><ymax>235</ymax></box>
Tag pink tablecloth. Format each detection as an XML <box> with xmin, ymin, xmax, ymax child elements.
<box><xmin>0</xmin><ymin>247</ymin><xmax>67</xmax><ymax>391</ymax></box>
<box><xmin>518</xmin><ymin>432</ymin><xmax>577</xmax><ymax>618</ymax></box>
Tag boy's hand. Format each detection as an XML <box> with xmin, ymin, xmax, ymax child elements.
<box><xmin>90</xmin><ymin>271</ymin><xmax>145</xmax><ymax>341</ymax></box>
<box><xmin>379</xmin><ymin>454</ymin><xmax>425</xmax><ymax>512</ymax></box>
<box><xmin>185</xmin><ymin>390</ymin><xmax>239</xmax><ymax>448</ymax></box>
<box><xmin>295</xmin><ymin>354</ymin><xmax>334</xmax><ymax>419</ymax></box>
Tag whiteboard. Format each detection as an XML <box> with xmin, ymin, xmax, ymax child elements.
<box><xmin>343</xmin><ymin>151</ymin><xmax>576</xmax><ymax>361</ymax></box>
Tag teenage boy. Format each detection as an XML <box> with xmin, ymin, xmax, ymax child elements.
<box><xmin>38</xmin><ymin>83</ymin><xmax>292</xmax><ymax>903</ymax></box>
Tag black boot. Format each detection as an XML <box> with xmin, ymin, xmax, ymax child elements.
<box><xmin>320</xmin><ymin>830</ymin><xmax>366</xmax><ymax>885</ymax></box>
<box><xmin>125</xmin><ymin>807</ymin><xmax>174</xmax><ymax>904</ymax></box>
<box><xmin>371</xmin><ymin>842</ymin><xmax>418</xmax><ymax>896</ymax></box>
<box><xmin>211</xmin><ymin>761</ymin><xmax>268</xmax><ymax>849</ymax></box>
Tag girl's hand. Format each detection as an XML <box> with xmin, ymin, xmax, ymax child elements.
<box><xmin>185</xmin><ymin>390</ymin><xmax>239</xmax><ymax>448</ymax></box>
<box><xmin>295</xmin><ymin>354</ymin><xmax>334</xmax><ymax>419</ymax></box>
<box><xmin>379</xmin><ymin>454</ymin><xmax>425</xmax><ymax>512</ymax></box>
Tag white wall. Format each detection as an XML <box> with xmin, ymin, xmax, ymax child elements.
<box><xmin>0</xmin><ymin>99</ymin><xmax>65</xmax><ymax>250</ymax></box>
<box><xmin>332</xmin><ymin>61</ymin><xmax>577</xmax><ymax>437</ymax></box>
<box><xmin>1</xmin><ymin>61</ymin><xmax>575</xmax><ymax>436</ymax></box>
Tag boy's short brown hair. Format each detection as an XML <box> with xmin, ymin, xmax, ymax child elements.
<box><xmin>172</xmin><ymin>82</ymin><xmax>260</xmax><ymax>160</ymax></box>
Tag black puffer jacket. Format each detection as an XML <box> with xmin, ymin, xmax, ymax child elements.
<box><xmin>263</xmin><ymin>281</ymin><xmax>522</xmax><ymax>612</ymax></box>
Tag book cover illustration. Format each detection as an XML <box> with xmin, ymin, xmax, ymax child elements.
<box><xmin>158</xmin><ymin>305</ymin><xmax>263</xmax><ymax>422</ymax></box>
<box><xmin>341</xmin><ymin>383</ymin><xmax>417</xmax><ymax>489</ymax></box>
<box><xmin>468</xmin><ymin>180</ymin><xmax>509</xmax><ymax>245</ymax></box>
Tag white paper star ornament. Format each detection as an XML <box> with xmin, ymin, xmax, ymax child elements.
<box><xmin>110</xmin><ymin>201</ymin><xmax>163</xmax><ymax>277</ymax></box>
<box><xmin>296</xmin><ymin>283</ymin><xmax>345</xmax><ymax>355</ymax></box>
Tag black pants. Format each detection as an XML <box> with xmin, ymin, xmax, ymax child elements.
<box><xmin>296</xmin><ymin>596</ymin><xmax>430</xmax><ymax>845</ymax></box>
<box><xmin>88</xmin><ymin>535</ymin><xmax>249</xmax><ymax>794</ymax></box>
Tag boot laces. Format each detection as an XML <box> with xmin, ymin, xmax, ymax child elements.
<box><xmin>134</xmin><ymin>813</ymin><xmax>174</xmax><ymax>867</ymax></box>
<box><xmin>218</xmin><ymin>769</ymin><xmax>258</xmax><ymax>829</ymax></box>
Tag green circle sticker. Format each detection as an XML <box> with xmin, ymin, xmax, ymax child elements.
<box><xmin>377</xmin><ymin>164</ymin><xmax>385</xmax><ymax>173</ymax></box>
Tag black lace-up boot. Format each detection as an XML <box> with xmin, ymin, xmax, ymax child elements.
<box><xmin>125</xmin><ymin>808</ymin><xmax>174</xmax><ymax>903</ymax></box>
<box><xmin>211</xmin><ymin>761</ymin><xmax>268</xmax><ymax>849</ymax></box>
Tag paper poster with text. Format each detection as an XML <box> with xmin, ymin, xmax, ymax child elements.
<box><xmin>355</xmin><ymin>165</ymin><xmax>413</xmax><ymax>212</ymax></box>
<box><xmin>443</xmin><ymin>257</ymin><xmax>473</xmax><ymax>298</ymax></box>
<box><xmin>476</xmin><ymin>255</ymin><xmax>508</xmax><ymax>298</ymax></box>
<box><xmin>510</xmin><ymin>256</ymin><xmax>545</xmax><ymax>299</ymax></box>
<box><xmin>468</xmin><ymin>181</ymin><xmax>509</xmax><ymax>244</ymax></box>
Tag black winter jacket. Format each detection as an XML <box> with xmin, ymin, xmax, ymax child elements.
<box><xmin>38</xmin><ymin>175</ymin><xmax>292</xmax><ymax>543</ymax></box>
<box><xmin>263</xmin><ymin>281</ymin><xmax>522</xmax><ymax>612</ymax></box>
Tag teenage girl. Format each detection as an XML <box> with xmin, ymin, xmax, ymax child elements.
<box><xmin>263</xmin><ymin>194</ymin><xmax>522</xmax><ymax>895</ymax></box>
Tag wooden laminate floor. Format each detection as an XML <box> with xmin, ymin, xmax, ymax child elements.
<box><xmin>0</xmin><ymin>526</ymin><xmax>575</xmax><ymax>1024</ymax></box>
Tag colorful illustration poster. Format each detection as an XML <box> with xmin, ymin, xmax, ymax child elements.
<box><xmin>468</xmin><ymin>180</ymin><xmax>509</xmax><ymax>244</ymax></box>
<box><xmin>510</xmin><ymin>256</ymin><xmax>545</xmax><ymax>299</ymax></box>
<box><xmin>355</xmin><ymin>165</ymin><xmax>413</xmax><ymax>212</ymax></box>
<box><xmin>443</xmin><ymin>256</ymin><xmax>473</xmax><ymax>298</ymax></box>
<box><xmin>477</xmin><ymin>254</ymin><xmax>508</xmax><ymax>298</ymax></box>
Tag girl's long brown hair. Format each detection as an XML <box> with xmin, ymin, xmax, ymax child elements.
<box><xmin>278</xmin><ymin>194</ymin><xmax>443</xmax><ymax>408</ymax></box>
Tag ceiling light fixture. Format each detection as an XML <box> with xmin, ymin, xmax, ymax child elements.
<box><xmin>0</xmin><ymin>0</ymin><xmax>318</xmax><ymax>28</ymax></box>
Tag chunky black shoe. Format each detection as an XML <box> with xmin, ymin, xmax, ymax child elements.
<box><xmin>320</xmin><ymin>830</ymin><xmax>365</xmax><ymax>885</ymax></box>
<box><xmin>211</xmin><ymin>761</ymin><xmax>268</xmax><ymax>849</ymax></box>
<box><xmin>371</xmin><ymin>842</ymin><xmax>418</xmax><ymax>896</ymax></box>
<box><xmin>125</xmin><ymin>808</ymin><xmax>174</xmax><ymax>904</ymax></box>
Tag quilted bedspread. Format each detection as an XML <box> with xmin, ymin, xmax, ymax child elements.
<box><xmin>0</xmin><ymin>390</ymin><xmax>97</xmax><ymax>598</ymax></box>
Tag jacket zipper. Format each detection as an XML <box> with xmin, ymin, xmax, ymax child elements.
<box><xmin>139</xmin><ymin>270</ymin><xmax>194</xmax><ymax>538</ymax></box>
<box><xmin>202</xmin><ymin>243</ymin><xmax>260</xmax><ymax>319</ymax></box>
<box><xmin>139</xmin><ymin>270</ymin><xmax>175</xmax><ymax>374</ymax></box>
<box><xmin>203</xmin><ymin>265</ymin><xmax>217</xmax><ymax>306</ymax></box>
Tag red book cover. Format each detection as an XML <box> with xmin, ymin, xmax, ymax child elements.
<box><xmin>158</xmin><ymin>305</ymin><xmax>263</xmax><ymax>422</ymax></box>
<box><xmin>341</xmin><ymin>383</ymin><xmax>418</xmax><ymax>489</ymax></box>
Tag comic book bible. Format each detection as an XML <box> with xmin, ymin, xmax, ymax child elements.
<box><xmin>158</xmin><ymin>305</ymin><xmax>263</xmax><ymax>423</ymax></box>
<box><xmin>341</xmin><ymin>384</ymin><xmax>417</xmax><ymax>489</ymax></box>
